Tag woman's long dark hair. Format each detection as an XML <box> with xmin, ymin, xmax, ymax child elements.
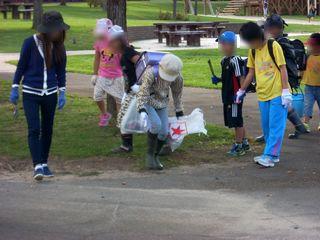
<box><xmin>39</xmin><ymin>30</ymin><xmax>66</xmax><ymax>69</ymax></box>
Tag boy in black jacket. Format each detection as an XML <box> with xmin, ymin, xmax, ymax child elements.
<box><xmin>212</xmin><ymin>31</ymin><xmax>250</xmax><ymax>156</ymax></box>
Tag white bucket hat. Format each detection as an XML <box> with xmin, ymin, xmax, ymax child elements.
<box><xmin>159</xmin><ymin>54</ymin><xmax>183</xmax><ymax>82</ymax></box>
<box><xmin>94</xmin><ymin>18</ymin><xmax>113</xmax><ymax>36</ymax></box>
<box><xmin>108</xmin><ymin>25</ymin><xmax>125</xmax><ymax>40</ymax></box>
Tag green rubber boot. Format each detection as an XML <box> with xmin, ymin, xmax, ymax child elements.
<box><xmin>154</xmin><ymin>139</ymin><xmax>166</xmax><ymax>170</ymax></box>
<box><xmin>146</xmin><ymin>132</ymin><xmax>158</xmax><ymax>170</ymax></box>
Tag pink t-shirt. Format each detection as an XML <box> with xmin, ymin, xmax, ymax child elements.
<box><xmin>94</xmin><ymin>40</ymin><xmax>123</xmax><ymax>78</ymax></box>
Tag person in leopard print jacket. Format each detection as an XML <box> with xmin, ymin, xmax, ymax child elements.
<box><xmin>137</xmin><ymin>54</ymin><xmax>184</xmax><ymax>170</ymax></box>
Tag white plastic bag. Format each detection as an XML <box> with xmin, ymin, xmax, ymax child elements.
<box><xmin>168</xmin><ymin>108</ymin><xmax>207</xmax><ymax>151</ymax></box>
<box><xmin>120</xmin><ymin>96</ymin><xmax>148</xmax><ymax>134</ymax></box>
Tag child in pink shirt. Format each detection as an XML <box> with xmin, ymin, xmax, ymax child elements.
<box><xmin>91</xmin><ymin>19</ymin><xmax>124</xmax><ymax>127</ymax></box>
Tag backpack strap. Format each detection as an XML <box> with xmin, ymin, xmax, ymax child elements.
<box><xmin>267</xmin><ymin>39</ymin><xmax>281</xmax><ymax>72</ymax></box>
<box><xmin>153</xmin><ymin>64</ymin><xmax>159</xmax><ymax>81</ymax></box>
<box><xmin>251</xmin><ymin>49</ymin><xmax>256</xmax><ymax>60</ymax></box>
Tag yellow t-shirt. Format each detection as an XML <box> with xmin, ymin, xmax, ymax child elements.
<box><xmin>302</xmin><ymin>55</ymin><xmax>320</xmax><ymax>86</ymax></box>
<box><xmin>247</xmin><ymin>41</ymin><xmax>286</xmax><ymax>101</ymax></box>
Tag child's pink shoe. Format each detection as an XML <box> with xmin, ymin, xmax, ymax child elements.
<box><xmin>99</xmin><ymin>113</ymin><xmax>112</xmax><ymax>127</ymax></box>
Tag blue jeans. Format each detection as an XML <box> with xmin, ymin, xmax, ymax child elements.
<box><xmin>145</xmin><ymin>105</ymin><xmax>168</xmax><ymax>141</ymax></box>
<box><xmin>259</xmin><ymin>96</ymin><xmax>288</xmax><ymax>157</ymax></box>
<box><xmin>23</xmin><ymin>93</ymin><xmax>57</xmax><ymax>166</ymax></box>
<box><xmin>304</xmin><ymin>85</ymin><xmax>320</xmax><ymax>118</ymax></box>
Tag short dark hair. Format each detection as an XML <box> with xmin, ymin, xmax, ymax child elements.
<box><xmin>240</xmin><ymin>22</ymin><xmax>265</xmax><ymax>42</ymax></box>
<box><xmin>310</xmin><ymin>33</ymin><xmax>320</xmax><ymax>46</ymax></box>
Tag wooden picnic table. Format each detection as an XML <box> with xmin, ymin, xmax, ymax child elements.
<box><xmin>164</xmin><ymin>30</ymin><xmax>207</xmax><ymax>47</ymax></box>
<box><xmin>4</xmin><ymin>2</ymin><xmax>33</xmax><ymax>20</ymax></box>
<box><xmin>154</xmin><ymin>21</ymin><xmax>228</xmax><ymax>43</ymax></box>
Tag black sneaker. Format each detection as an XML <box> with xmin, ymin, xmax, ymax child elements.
<box><xmin>33</xmin><ymin>167</ymin><xmax>44</xmax><ymax>181</ymax></box>
<box><xmin>255</xmin><ymin>135</ymin><xmax>265</xmax><ymax>143</ymax></box>
<box><xmin>227</xmin><ymin>143</ymin><xmax>245</xmax><ymax>156</ymax></box>
<box><xmin>112</xmin><ymin>145</ymin><xmax>133</xmax><ymax>154</ymax></box>
<box><xmin>242</xmin><ymin>138</ymin><xmax>251</xmax><ymax>151</ymax></box>
<box><xmin>42</xmin><ymin>164</ymin><xmax>54</xmax><ymax>178</ymax></box>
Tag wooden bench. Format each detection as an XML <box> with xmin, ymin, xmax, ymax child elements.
<box><xmin>18</xmin><ymin>8</ymin><xmax>33</xmax><ymax>20</ymax></box>
<box><xmin>166</xmin><ymin>30</ymin><xmax>206</xmax><ymax>47</ymax></box>
<box><xmin>0</xmin><ymin>6</ymin><xmax>9</xmax><ymax>19</ymax></box>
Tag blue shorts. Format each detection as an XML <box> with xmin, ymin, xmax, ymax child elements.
<box><xmin>304</xmin><ymin>85</ymin><xmax>320</xmax><ymax>118</ymax></box>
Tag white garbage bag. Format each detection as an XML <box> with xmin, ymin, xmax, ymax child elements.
<box><xmin>168</xmin><ymin>108</ymin><xmax>207</xmax><ymax>151</ymax></box>
<box><xmin>120</xmin><ymin>96</ymin><xmax>148</xmax><ymax>134</ymax></box>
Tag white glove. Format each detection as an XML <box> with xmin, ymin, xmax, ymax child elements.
<box><xmin>281</xmin><ymin>89</ymin><xmax>292</xmax><ymax>108</ymax></box>
<box><xmin>121</xmin><ymin>93</ymin><xmax>127</xmax><ymax>104</ymax></box>
<box><xmin>131</xmin><ymin>84</ymin><xmax>140</xmax><ymax>93</ymax></box>
<box><xmin>140</xmin><ymin>112</ymin><xmax>149</xmax><ymax>129</ymax></box>
<box><xmin>235</xmin><ymin>89</ymin><xmax>246</xmax><ymax>104</ymax></box>
<box><xmin>91</xmin><ymin>75</ymin><xmax>98</xmax><ymax>86</ymax></box>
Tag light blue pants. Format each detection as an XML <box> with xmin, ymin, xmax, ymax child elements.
<box><xmin>145</xmin><ymin>105</ymin><xmax>168</xmax><ymax>141</ymax></box>
<box><xmin>259</xmin><ymin>96</ymin><xmax>288</xmax><ymax>157</ymax></box>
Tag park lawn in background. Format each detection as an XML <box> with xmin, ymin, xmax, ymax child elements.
<box><xmin>0</xmin><ymin>1</ymin><xmax>230</xmax><ymax>53</ymax></box>
<box><xmin>62</xmin><ymin>48</ymin><xmax>248</xmax><ymax>89</ymax></box>
<box><xmin>0</xmin><ymin>80</ymin><xmax>233</xmax><ymax>170</ymax></box>
<box><xmin>1</xmin><ymin>1</ymin><xmax>319</xmax><ymax>53</ymax></box>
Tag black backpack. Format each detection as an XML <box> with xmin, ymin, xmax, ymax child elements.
<box><xmin>252</xmin><ymin>39</ymin><xmax>306</xmax><ymax>90</ymax></box>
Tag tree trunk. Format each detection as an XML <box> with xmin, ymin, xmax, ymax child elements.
<box><xmin>194</xmin><ymin>0</ymin><xmax>198</xmax><ymax>15</ymax></box>
<box><xmin>173</xmin><ymin>0</ymin><xmax>177</xmax><ymax>19</ymax></box>
<box><xmin>104</xmin><ymin>0</ymin><xmax>127</xmax><ymax>116</ymax></box>
<box><xmin>105</xmin><ymin>0</ymin><xmax>127</xmax><ymax>31</ymax></box>
<box><xmin>32</xmin><ymin>0</ymin><xmax>43</xmax><ymax>30</ymax></box>
<box><xmin>60</xmin><ymin>0</ymin><xmax>67</xmax><ymax>6</ymax></box>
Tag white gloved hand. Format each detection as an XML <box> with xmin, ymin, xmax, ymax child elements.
<box><xmin>235</xmin><ymin>89</ymin><xmax>246</xmax><ymax>104</ymax></box>
<box><xmin>121</xmin><ymin>93</ymin><xmax>127</xmax><ymax>104</ymax></box>
<box><xmin>281</xmin><ymin>89</ymin><xmax>292</xmax><ymax>108</ymax></box>
<box><xmin>140</xmin><ymin>112</ymin><xmax>149</xmax><ymax>129</ymax></box>
<box><xmin>91</xmin><ymin>75</ymin><xmax>98</xmax><ymax>86</ymax></box>
<box><xmin>131</xmin><ymin>84</ymin><xmax>140</xmax><ymax>93</ymax></box>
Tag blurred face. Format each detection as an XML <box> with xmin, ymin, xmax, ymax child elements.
<box><xmin>219</xmin><ymin>42</ymin><xmax>235</xmax><ymax>56</ymax></box>
<box><xmin>49</xmin><ymin>30</ymin><xmax>64</xmax><ymax>42</ymax></box>
<box><xmin>265</xmin><ymin>26</ymin><xmax>282</xmax><ymax>39</ymax></box>
<box><xmin>95</xmin><ymin>33</ymin><xmax>108</xmax><ymax>42</ymax></box>
<box><xmin>245</xmin><ymin>39</ymin><xmax>264</xmax><ymax>49</ymax></box>
<box><xmin>108</xmin><ymin>38</ymin><xmax>123</xmax><ymax>53</ymax></box>
<box><xmin>307</xmin><ymin>44</ymin><xmax>320</xmax><ymax>55</ymax></box>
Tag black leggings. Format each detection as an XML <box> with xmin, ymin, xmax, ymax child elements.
<box><xmin>23</xmin><ymin>92</ymin><xmax>57</xmax><ymax>166</ymax></box>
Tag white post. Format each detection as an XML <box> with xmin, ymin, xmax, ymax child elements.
<box><xmin>308</xmin><ymin>0</ymin><xmax>310</xmax><ymax>14</ymax></box>
<box><xmin>263</xmin><ymin>0</ymin><xmax>268</xmax><ymax>18</ymax></box>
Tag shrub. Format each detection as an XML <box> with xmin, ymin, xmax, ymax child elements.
<box><xmin>176</xmin><ymin>13</ymin><xmax>189</xmax><ymax>21</ymax></box>
<box><xmin>87</xmin><ymin>0</ymin><xmax>102</xmax><ymax>8</ymax></box>
<box><xmin>159</xmin><ymin>10</ymin><xmax>172</xmax><ymax>20</ymax></box>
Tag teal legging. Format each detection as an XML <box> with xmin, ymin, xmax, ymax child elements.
<box><xmin>259</xmin><ymin>96</ymin><xmax>288</xmax><ymax>157</ymax></box>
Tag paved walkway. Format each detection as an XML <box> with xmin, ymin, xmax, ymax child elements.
<box><xmin>209</xmin><ymin>14</ymin><xmax>320</xmax><ymax>26</ymax></box>
<box><xmin>1</xmin><ymin>33</ymin><xmax>320</xmax><ymax>238</ymax></box>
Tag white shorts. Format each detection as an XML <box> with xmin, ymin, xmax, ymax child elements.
<box><xmin>93</xmin><ymin>76</ymin><xmax>125</xmax><ymax>102</ymax></box>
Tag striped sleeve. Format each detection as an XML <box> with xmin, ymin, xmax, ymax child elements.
<box><xmin>231</xmin><ymin>56</ymin><xmax>243</xmax><ymax>77</ymax></box>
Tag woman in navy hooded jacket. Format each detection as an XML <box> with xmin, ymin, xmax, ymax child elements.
<box><xmin>9</xmin><ymin>11</ymin><xmax>70</xmax><ymax>181</ymax></box>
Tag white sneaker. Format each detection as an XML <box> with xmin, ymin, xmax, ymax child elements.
<box><xmin>254</xmin><ymin>155</ymin><xmax>279</xmax><ymax>163</ymax></box>
<box><xmin>255</xmin><ymin>155</ymin><xmax>275</xmax><ymax>168</ymax></box>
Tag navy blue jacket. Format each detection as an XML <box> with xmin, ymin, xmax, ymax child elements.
<box><xmin>13</xmin><ymin>35</ymin><xmax>66</xmax><ymax>96</ymax></box>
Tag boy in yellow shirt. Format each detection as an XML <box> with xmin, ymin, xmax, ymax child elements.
<box><xmin>303</xmin><ymin>33</ymin><xmax>320</xmax><ymax>131</ymax></box>
<box><xmin>236</xmin><ymin>22</ymin><xmax>292</xmax><ymax>168</ymax></box>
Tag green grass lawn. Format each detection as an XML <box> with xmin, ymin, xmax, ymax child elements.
<box><xmin>0</xmin><ymin>80</ymin><xmax>233</xmax><ymax>169</ymax></box>
<box><xmin>1</xmin><ymin>1</ymin><xmax>319</xmax><ymax>53</ymax></box>
<box><xmin>0</xmin><ymin>1</ymin><xmax>230</xmax><ymax>53</ymax></box>
<box><xmin>65</xmin><ymin>48</ymin><xmax>248</xmax><ymax>89</ymax></box>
